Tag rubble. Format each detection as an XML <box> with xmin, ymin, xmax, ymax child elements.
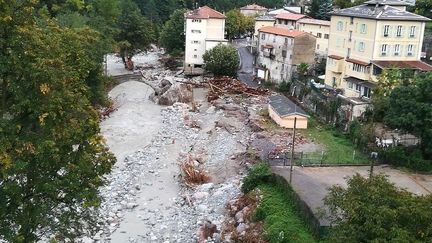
<box><xmin>207</xmin><ymin>77</ymin><xmax>270</xmax><ymax>102</ymax></box>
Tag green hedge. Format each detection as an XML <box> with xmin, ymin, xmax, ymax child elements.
<box><xmin>380</xmin><ymin>146</ymin><xmax>432</xmax><ymax>172</ymax></box>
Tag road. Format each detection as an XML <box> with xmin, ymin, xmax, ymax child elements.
<box><xmin>232</xmin><ymin>39</ymin><xmax>258</xmax><ymax>88</ymax></box>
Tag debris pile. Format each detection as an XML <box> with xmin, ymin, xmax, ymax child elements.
<box><xmin>221</xmin><ymin>192</ymin><xmax>265</xmax><ymax>242</ymax></box>
<box><xmin>179</xmin><ymin>153</ymin><xmax>211</xmax><ymax>187</ymax></box>
<box><xmin>207</xmin><ymin>77</ymin><xmax>270</xmax><ymax>101</ymax></box>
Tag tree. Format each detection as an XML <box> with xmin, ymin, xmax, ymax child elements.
<box><xmin>159</xmin><ymin>9</ymin><xmax>186</xmax><ymax>55</ymax></box>
<box><xmin>226</xmin><ymin>9</ymin><xmax>244</xmax><ymax>40</ymax></box>
<box><xmin>409</xmin><ymin>0</ymin><xmax>432</xmax><ymax>19</ymax></box>
<box><xmin>0</xmin><ymin>2</ymin><xmax>115</xmax><ymax>242</ymax></box>
<box><xmin>307</xmin><ymin>0</ymin><xmax>321</xmax><ymax>19</ymax></box>
<box><xmin>384</xmin><ymin>73</ymin><xmax>432</xmax><ymax>158</ymax></box>
<box><xmin>116</xmin><ymin>0</ymin><xmax>155</xmax><ymax>67</ymax></box>
<box><xmin>203</xmin><ymin>44</ymin><xmax>239</xmax><ymax>76</ymax></box>
<box><xmin>324</xmin><ymin>174</ymin><xmax>432</xmax><ymax>242</ymax></box>
<box><xmin>317</xmin><ymin>0</ymin><xmax>333</xmax><ymax>20</ymax></box>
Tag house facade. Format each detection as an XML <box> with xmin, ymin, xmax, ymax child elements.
<box><xmin>256</xmin><ymin>26</ymin><xmax>316</xmax><ymax>83</ymax></box>
<box><xmin>240</xmin><ymin>4</ymin><xmax>267</xmax><ymax>16</ymax></box>
<box><xmin>298</xmin><ymin>18</ymin><xmax>330</xmax><ymax>56</ymax></box>
<box><xmin>184</xmin><ymin>6</ymin><xmax>227</xmax><ymax>74</ymax></box>
<box><xmin>274</xmin><ymin>12</ymin><xmax>309</xmax><ymax>30</ymax></box>
<box><xmin>324</xmin><ymin>0</ymin><xmax>432</xmax><ymax>118</ymax></box>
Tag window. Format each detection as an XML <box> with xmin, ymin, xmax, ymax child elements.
<box><xmin>337</xmin><ymin>21</ymin><xmax>343</xmax><ymax>31</ymax></box>
<box><xmin>356</xmin><ymin>83</ymin><xmax>361</xmax><ymax>92</ymax></box>
<box><xmin>282</xmin><ymin>64</ymin><xmax>285</xmax><ymax>71</ymax></box>
<box><xmin>192</xmin><ymin>19</ymin><xmax>202</xmax><ymax>23</ymax></box>
<box><xmin>317</xmin><ymin>44</ymin><xmax>320</xmax><ymax>49</ymax></box>
<box><xmin>409</xmin><ymin>26</ymin><xmax>416</xmax><ymax>38</ymax></box>
<box><xmin>358</xmin><ymin>42</ymin><xmax>365</xmax><ymax>52</ymax></box>
<box><xmin>261</xmin><ymin>33</ymin><xmax>265</xmax><ymax>40</ymax></box>
<box><xmin>317</xmin><ymin>33</ymin><xmax>322</xmax><ymax>38</ymax></box>
<box><xmin>273</xmin><ymin>35</ymin><xmax>276</xmax><ymax>42</ymax></box>
<box><xmin>350</xmin><ymin>17</ymin><xmax>354</xmax><ymax>24</ymax></box>
<box><xmin>284</xmin><ymin>38</ymin><xmax>288</xmax><ymax>45</ymax></box>
<box><xmin>194</xmin><ymin>49</ymin><xmax>197</xmax><ymax>51</ymax></box>
<box><xmin>332</xmin><ymin>77</ymin><xmax>336</xmax><ymax>87</ymax></box>
<box><xmin>394</xmin><ymin>44</ymin><xmax>400</xmax><ymax>56</ymax></box>
<box><xmin>278</xmin><ymin>20</ymin><xmax>282</xmax><ymax>24</ymax></box>
<box><xmin>360</xmin><ymin>24</ymin><xmax>367</xmax><ymax>34</ymax></box>
<box><xmin>349</xmin><ymin>30</ymin><xmax>352</xmax><ymax>41</ymax></box>
<box><xmin>336</xmin><ymin>37</ymin><xmax>342</xmax><ymax>47</ymax></box>
<box><xmin>191</xmin><ymin>29</ymin><xmax>201</xmax><ymax>33</ymax></box>
<box><xmin>324</xmin><ymin>34</ymin><xmax>329</xmax><ymax>39</ymax></box>
<box><xmin>353</xmin><ymin>63</ymin><xmax>366</xmax><ymax>73</ymax></box>
<box><xmin>363</xmin><ymin>87</ymin><xmax>371</xmax><ymax>98</ymax></box>
<box><xmin>348</xmin><ymin>81</ymin><xmax>353</xmax><ymax>89</ymax></box>
<box><xmin>396</xmin><ymin>25</ymin><xmax>402</xmax><ymax>37</ymax></box>
<box><xmin>192</xmin><ymin>40</ymin><xmax>200</xmax><ymax>44</ymax></box>
<box><xmin>407</xmin><ymin>44</ymin><xmax>414</xmax><ymax>56</ymax></box>
<box><xmin>383</xmin><ymin>25</ymin><xmax>390</xmax><ymax>37</ymax></box>
<box><xmin>193</xmin><ymin>55</ymin><xmax>198</xmax><ymax>58</ymax></box>
<box><xmin>347</xmin><ymin>48</ymin><xmax>351</xmax><ymax>58</ymax></box>
<box><xmin>381</xmin><ymin>44</ymin><xmax>388</xmax><ymax>56</ymax></box>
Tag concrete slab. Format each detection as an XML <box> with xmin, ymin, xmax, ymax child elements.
<box><xmin>272</xmin><ymin>165</ymin><xmax>432</xmax><ymax>226</ymax></box>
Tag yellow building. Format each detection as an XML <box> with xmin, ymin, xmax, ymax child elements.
<box><xmin>268</xmin><ymin>95</ymin><xmax>309</xmax><ymax>129</ymax></box>
<box><xmin>298</xmin><ymin>18</ymin><xmax>330</xmax><ymax>56</ymax></box>
<box><xmin>324</xmin><ymin>0</ymin><xmax>432</xmax><ymax>119</ymax></box>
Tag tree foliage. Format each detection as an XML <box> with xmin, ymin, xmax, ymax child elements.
<box><xmin>116</xmin><ymin>0</ymin><xmax>155</xmax><ymax>66</ymax></box>
<box><xmin>384</xmin><ymin>73</ymin><xmax>432</xmax><ymax>158</ymax></box>
<box><xmin>225</xmin><ymin>9</ymin><xmax>256</xmax><ymax>40</ymax></box>
<box><xmin>324</xmin><ymin>174</ymin><xmax>432</xmax><ymax>242</ymax></box>
<box><xmin>159</xmin><ymin>9</ymin><xmax>186</xmax><ymax>55</ymax></box>
<box><xmin>203</xmin><ymin>44</ymin><xmax>239</xmax><ymax>76</ymax></box>
<box><xmin>0</xmin><ymin>1</ymin><xmax>115</xmax><ymax>242</ymax></box>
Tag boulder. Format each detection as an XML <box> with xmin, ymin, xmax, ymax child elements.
<box><xmin>158</xmin><ymin>83</ymin><xmax>192</xmax><ymax>106</ymax></box>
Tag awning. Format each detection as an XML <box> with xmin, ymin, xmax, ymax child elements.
<box><xmin>328</xmin><ymin>54</ymin><xmax>344</xmax><ymax>60</ymax></box>
<box><xmin>262</xmin><ymin>44</ymin><xmax>274</xmax><ymax>49</ymax></box>
<box><xmin>344</xmin><ymin>76</ymin><xmax>376</xmax><ymax>88</ymax></box>
<box><xmin>318</xmin><ymin>75</ymin><xmax>325</xmax><ymax>80</ymax></box>
<box><xmin>372</xmin><ymin>60</ymin><xmax>432</xmax><ymax>71</ymax></box>
<box><xmin>346</xmin><ymin>58</ymin><xmax>370</xmax><ymax>66</ymax></box>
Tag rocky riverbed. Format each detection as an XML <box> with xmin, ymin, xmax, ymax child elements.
<box><xmin>88</xmin><ymin>50</ymin><xmax>261</xmax><ymax>242</ymax></box>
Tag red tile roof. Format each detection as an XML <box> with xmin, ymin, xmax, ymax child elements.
<box><xmin>372</xmin><ymin>60</ymin><xmax>432</xmax><ymax>71</ymax></box>
<box><xmin>185</xmin><ymin>6</ymin><xmax>225</xmax><ymax>19</ymax></box>
<box><xmin>275</xmin><ymin>12</ymin><xmax>308</xmax><ymax>21</ymax></box>
<box><xmin>240</xmin><ymin>4</ymin><xmax>267</xmax><ymax>11</ymax></box>
<box><xmin>263</xmin><ymin>44</ymin><xmax>274</xmax><ymax>49</ymax></box>
<box><xmin>328</xmin><ymin>54</ymin><xmax>344</xmax><ymax>60</ymax></box>
<box><xmin>258</xmin><ymin>26</ymin><xmax>305</xmax><ymax>38</ymax></box>
<box><xmin>346</xmin><ymin>58</ymin><xmax>370</xmax><ymax>66</ymax></box>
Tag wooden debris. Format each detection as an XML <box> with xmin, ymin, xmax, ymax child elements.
<box><xmin>179</xmin><ymin>154</ymin><xmax>210</xmax><ymax>187</ymax></box>
<box><xmin>207</xmin><ymin>77</ymin><xmax>269</xmax><ymax>101</ymax></box>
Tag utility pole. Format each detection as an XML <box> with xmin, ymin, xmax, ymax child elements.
<box><xmin>289</xmin><ymin>117</ymin><xmax>297</xmax><ymax>184</ymax></box>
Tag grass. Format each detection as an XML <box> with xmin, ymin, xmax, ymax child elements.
<box><xmin>255</xmin><ymin>183</ymin><xmax>316</xmax><ymax>243</ymax></box>
<box><xmin>301</xmin><ymin>117</ymin><xmax>369</xmax><ymax>165</ymax></box>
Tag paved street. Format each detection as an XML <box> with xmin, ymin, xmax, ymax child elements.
<box><xmin>232</xmin><ymin>39</ymin><xmax>258</xmax><ymax>87</ymax></box>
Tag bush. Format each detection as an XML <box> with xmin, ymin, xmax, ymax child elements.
<box><xmin>241</xmin><ymin>162</ymin><xmax>272</xmax><ymax>193</ymax></box>
<box><xmin>277</xmin><ymin>81</ymin><xmax>291</xmax><ymax>92</ymax></box>
<box><xmin>203</xmin><ymin>44</ymin><xmax>239</xmax><ymax>77</ymax></box>
<box><xmin>380</xmin><ymin>146</ymin><xmax>432</xmax><ymax>172</ymax></box>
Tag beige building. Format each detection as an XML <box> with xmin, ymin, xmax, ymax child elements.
<box><xmin>240</xmin><ymin>4</ymin><xmax>267</xmax><ymax>16</ymax></box>
<box><xmin>184</xmin><ymin>6</ymin><xmax>227</xmax><ymax>74</ymax></box>
<box><xmin>269</xmin><ymin>95</ymin><xmax>309</xmax><ymax>129</ymax></box>
<box><xmin>253</xmin><ymin>15</ymin><xmax>276</xmax><ymax>42</ymax></box>
<box><xmin>275</xmin><ymin>12</ymin><xmax>309</xmax><ymax>30</ymax></box>
<box><xmin>298</xmin><ymin>18</ymin><xmax>331</xmax><ymax>56</ymax></box>
<box><xmin>324</xmin><ymin>0</ymin><xmax>432</xmax><ymax>119</ymax></box>
<box><xmin>256</xmin><ymin>26</ymin><xmax>316</xmax><ymax>82</ymax></box>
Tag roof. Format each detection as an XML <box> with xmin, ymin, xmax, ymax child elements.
<box><xmin>185</xmin><ymin>6</ymin><xmax>225</xmax><ymax>19</ymax></box>
<box><xmin>328</xmin><ymin>54</ymin><xmax>344</xmax><ymax>60</ymax></box>
<box><xmin>275</xmin><ymin>12</ymin><xmax>308</xmax><ymax>21</ymax></box>
<box><xmin>269</xmin><ymin>95</ymin><xmax>309</xmax><ymax>118</ymax></box>
<box><xmin>372</xmin><ymin>60</ymin><xmax>432</xmax><ymax>71</ymax></box>
<box><xmin>331</xmin><ymin>4</ymin><xmax>430</xmax><ymax>21</ymax></box>
<box><xmin>364</xmin><ymin>0</ymin><xmax>413</xmax><ymax>6</ymax></box>
<box><xmin>258</xmin><ymin>26</ymin><xmax>306</xmax><ymax>38</ymax></box>
<box><xmin>240</xmin><ymin>4</ymin><xmax>267</xmax><ymax>11</ymax></box>
<box><xmin>346</xmin><ymin>58</ymin><xmax>370</xmax><ymax>66</ymax></box>
<box><xmin>263</xmin><ymin>44</ymin><xmax>274</xmax><ymax>48</ymax></box>
<box><xmin>256</xmin><ymin>15</ymin><xmax>276</xmax><ymax>21</ymax></box>
<box><xmin>297</xmin><ymin>18</ymin><xmax>330</xmax><ymax>26</ymax></box>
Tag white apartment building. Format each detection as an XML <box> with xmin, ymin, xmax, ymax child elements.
<box><xmin>184</xmin><ymin>6</ymin><xmax>227</xmax><ymax>74</ymax></box>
